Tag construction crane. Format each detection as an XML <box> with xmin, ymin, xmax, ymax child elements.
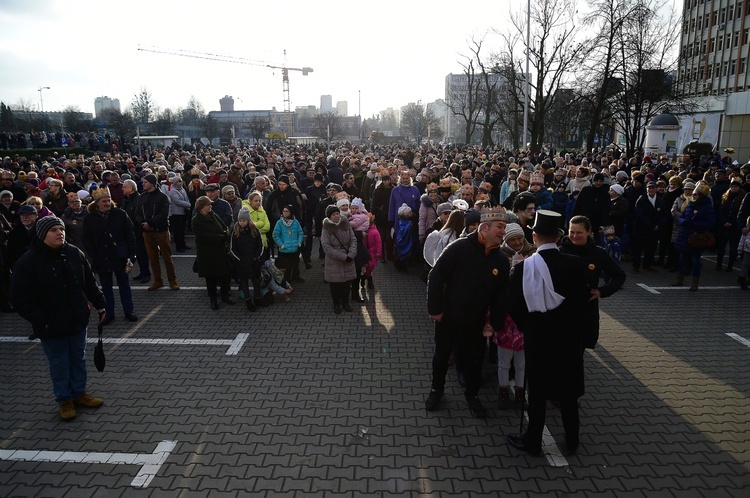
<box><xmin>137</xmin><ymin>45</ymin><xmax>313</xmax><ymax>113</ymax></box>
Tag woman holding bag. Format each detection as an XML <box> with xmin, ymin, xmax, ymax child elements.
<box><xmin>673</xmin><ymin>183</ymin><xmax>715</xmax><ymax>291</ymax></box>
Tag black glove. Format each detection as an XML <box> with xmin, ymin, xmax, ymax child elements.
<box><xmin>345</xmin><ymin>257</ymin><xmax>353</xmax><ymax>262</ymax></box>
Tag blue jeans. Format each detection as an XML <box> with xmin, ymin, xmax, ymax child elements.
<box><xmin>40</xmin><ymin>328</ymin><xmax>88</xmax><ymax>403</ymax></box>
<box><xmin>99</xmin><ymin>266</ymin><xmax>134</xmax><ymax>318</ymax></box>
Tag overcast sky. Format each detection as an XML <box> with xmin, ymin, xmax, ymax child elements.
<box><xmin>0</xmin><ymin>0</ymin><xmax>534</xmax><ymax>119</ymax></box>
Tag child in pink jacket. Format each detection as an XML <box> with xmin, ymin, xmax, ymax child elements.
<box><xmin>361</xmin><ymin>213</ymin><xmax>383</xmax><ymax>289</ymax></box>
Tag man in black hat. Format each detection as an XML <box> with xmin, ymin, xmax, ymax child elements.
<box><xmin>135</xmin><ymin>174</ymin><xmax>179</xmax><ymax>291</ymax></box>
<box><xmin>506</xmin><ymin>210</ymin><xmax>593</xmax><ymax>456</ymax></box>
<box><xmin>572</xmin><ymin>172</ymin><xmax>610</xmax><ymax>243</ymax></box>
<box><xmin>204</xmin><ymin>183</ymin><xmax>233</xmax><ymax>226</ymax></box>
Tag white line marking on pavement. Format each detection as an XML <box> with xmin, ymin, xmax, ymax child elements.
<box><xmin>1</xmin><ymin>333</ymin><xmax>248</xmax><ymax>356</ymax></box>
<box><xmin>726</xmin><ymin>333</ymin><xmax>750</xmax><ymax>348</ymax></box>
<box><xmin>636</xmin><ymin>283</ymin><xmax>660</xmax><ymax>294</ymax></box>
<box><xmin>226</xmin><ymin>333</ymin><xmax>249</xmax><ymax>355</ymax></box>
<box><xmin>0</xmin><ymin>440</ymin><xmax>177</xmax><ymax>488</ymax></box>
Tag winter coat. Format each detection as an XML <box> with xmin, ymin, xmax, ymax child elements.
<box><xmin>192</xmin><ymin>210</ymin><xmax>231</xmax><ymax>278</ymax></box>
<box><xmin>551</xmin><ymin>190</ymin><xmax>569</xmax><ymax>217</ymax></box>
<box><xmin>61</xmin><ymin>206</ymin><xmax>87</xmax><ymax>248</ymax></box>
<box><xmin>633</xmin><ymin>194</ymin><xmax>668</xmax><ymax>240</ymax></box>
<box><xmin>135</xmin><ymin>188</ymin><xmax>170</xmax><ymax>231</ymax></box>
<box><xmin>716</xmin><ymin>189</ymin><xmax>743</xmax><ymax>235</ymax></box>
<box><xmin>10</xmin><ymin>239</ymin><xmax>105</xmax><ymax>340</ymax></box>
<box><xmin>671</xmin><ymin>194</ymin><xmax>691</xmax><ymax>242</ymax></box>
<box><xmin>240</xmin><ymin>202</ymin><xmax>271</xmax><ymax>248</ymax></box>
<box><xmin>371</xmin><ymin>184</ymin><xmax>393</xmax><ymax>226</ymax></box>
<box><xmin>418</xmin><ymin>194</ymin><xmax>439</xmax><ymax>240</ymax></box>
<box><xmin>272</xmin><ymin>216</ymin><xmax>304</xmax><ymax>254</ymax></box>
<box><xmin>532</xmin><ymin>188</ymin><xmax>554</xmax><ymax>211</ymax></box>
<box><xmin>388</xmin><ymin>184</ymin><xmax>420</xmax><ymax>223</ymax></box>
<box><xmin>229</xmin><ymin>225</ymin><xmax>263</xmax><ymax>279</ymax></box>
<box><xmin>168</xmin><ymin>186</ymin><xmax>191</xmax><ymax>216</ymax></box>
<box><xmin>363</xmin><ymin>223</ymin><xmax>383</xmax><ymax>272</ymax></box>
<box><xmin>348</xmin><ymin>212</ymin><xmax>370</xmax><ymax>232</ymax></box>
<box><xmin>675</xmin><ymin>195</ymin><xmax>715</xmax><ymax>252</ymax></box>
<box><xmin>508</xmin><ymin>248</ymin><xmax>593</xmax><ymax>399</ymax></box>
<box><xmin>82</xmin><ymin>206</ymin><xmax>136</xmax><ymax>273</ymax></box>
<box><xmin>321</xmin><ymin>215</ymin><xmax>357</xmax><ymax>283</ymax></box>
<box><xmin>559</xmin><ymin>236</ymin><xmax>626</xmax><ymax>348</ymax></box>
<box><xmin>573</xmin><ymin>184</ymin><xmax>610</xmax><ymax>230</ymax></box>
<box><xmin>609</xmin><ymin>196</ymin><xmax>629</xmax><ymax>237</ymax></box>
<box><xmin>427</xmin><ymin>230</ymin><xmax>509</xmax><ymax>332</ymax></box>
<box><xmin>6</xmin><ymin>224</ymin><xmax>35</xmax><ymax>269</ymax></box>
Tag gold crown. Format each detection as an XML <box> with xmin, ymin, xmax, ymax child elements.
<box><xmin>91</xmin><ymin>186</ymin><xmax>111</xmax><ymax>201</ymax></box>
<box><xmin>480</xmin><ymin>206</ymin><xmax>508</xmax><ymax>222</ymax></box>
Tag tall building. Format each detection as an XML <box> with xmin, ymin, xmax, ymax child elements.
<box><xmin>320</xmin><ymin>95</ymin><xmax>333</xmax><ymax>113</ymax></box>
<box><xmin>94</xmin><ymin>96</ymin><xmax>120</xmax><ymax>118</ymax></box>
<box><xmin>220</xmin><ymin>95</ymin><xmax>235</xmax><ymax>112</ymax></box>
<box><xmin>336</xmin><ymin>101</ymin><xmax>348</xmax><ymax>116</ymax></box>
<box><xmin>677</xmin><ymin>0</ymin><xmax>750</xmax><ymax>160</ymax></box>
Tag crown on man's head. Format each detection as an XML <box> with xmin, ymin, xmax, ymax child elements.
<box><xmin>479</xmin><ymin>205</ymin><xmax>508</xmax><ymax>223</ymax></box>
<box><xmin>91</xmin><ymin>186</ymin><xmax>111</xmax><ymax>201</ymax></box>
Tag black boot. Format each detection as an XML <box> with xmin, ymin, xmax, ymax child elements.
<box><xmin>333</xmin><ymin>300</ymin><xmax>342</xmax><ymax>314</ymax></box>
<box><xmin>254</xmin><ymin>298</ymin><xmax>266</xmax><ymax>308</ymax></box>
<box><xmin>221</xmin><ymin>294</ymin><xmax>236</xmax><ymax>305</ymax></box>
<box><xmin>210</xmin><ymin>298</ymin><xmax>219</xmax><ymax>310</ymax></box>
<box><xmin>366</xmin><ymin>276</ymin><xmax>374</xmax><ymax>289</ymax></box>
<box><xmin>739</xmin><ymin>277</ymin><xmax>748</xmax><ymax>290</ymax></box>
<box><xmin>342</xmin><ymin>299</ymin><xmax>353</xmax><ymax>312</ymax></box>
<box><xmin>246</xmin><ymin>299</ymin><xmax>257</xmax><ymax>312</ymax></box>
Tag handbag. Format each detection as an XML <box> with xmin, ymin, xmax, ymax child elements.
<box><xmin>688</xmin><ymin>230</ymin><xmax>715</xmax><ymax>250</ymax></box>
<box><xmin>94</xmin><ymin>322</ymin><xmax>106</xmax><ymax>372</ymax></box>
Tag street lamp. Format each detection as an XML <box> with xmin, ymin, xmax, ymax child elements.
<box><xmin>38</xmin><ymin>86</ymin><xmax>50</xmax><ymax>133</ymax></box>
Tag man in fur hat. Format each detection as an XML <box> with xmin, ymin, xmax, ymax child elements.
<box><xmin>82</xmin><ymin>187</ymin><xmax>138</xmax><ymax>325</ymax></box>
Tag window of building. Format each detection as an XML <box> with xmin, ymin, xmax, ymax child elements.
<box><xmin>735</xmin><ymin>31</ymin><xmax>740</xmax><ymax>47</ymax></box>
<box><xmin>723</xmin><ymin>61</ymin><xmax>729</xmax><ymax>76</ymax></box>
<box><xmin>731</xmin><ymin>60</ymin><xmax>737</xmax><ymax>75</ymax></box>
<box><xmin>720</xmin><ymin>8</ymin><xmax>726</xmax><ymax>24</ymax></box>
<box><xmin>741</xmin><ymin>60</ymin><xmax>747</xmax><ymax>74</ymax></box>
<box><xmin>744</xmin><ymin>28</ymin><xmax>749</xmax><ymax>45</ymax></box>
<box><xmin>728</xmin><ymin>5</ymin><xmax>734</xmax><ymax>20</ymax></box>
<box><xmin>718</xmin><ymin>36</ymin><xmax>724</xmax><ymax>51</ymax></box>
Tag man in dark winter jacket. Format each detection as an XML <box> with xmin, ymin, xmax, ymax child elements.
<box><xmin>10</xmin><ymin>215</ymin><xmax>107</xmax><ymax>421</ymax></box>
<box><xmin>82</xmin><ymin>186</ymin><xmax>138</xmax><ymax>325</ymax></box>
<box><xmin>135</xmin><ymin>174</ymin><xmax>179</xmax><ymax>290</ymax></box>
<box><xmin>426</xmin><ymin>207</ymin><xmax>510</xmax><ymax>419</ymax></box>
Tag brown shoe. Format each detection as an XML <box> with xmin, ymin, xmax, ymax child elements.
<box><xmin>74</xmin><ymin>391</ymin><xmax>103</xmax><ymax>408</ymax></box>
<box><xmin>148</xmin><ymin>281</ymin><xmax>164</xmax><ymax>291</ymax></box>
<box><xmin>59</xmin><ymin>400</ymin><xmax>76</xmax><ymax>420</ymax></box>
<box><xmin>169</xmin><ymin>282</ymin><xmax>180</xmax><ymax>291</ymax></box>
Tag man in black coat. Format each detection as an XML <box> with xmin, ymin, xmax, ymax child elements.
<box><xmin>507</xmin><ymin>210</ymin><xmax>593</xmax><ymax>456</ymax></box>
<box><xmin>572</xmin><ymin>173</ymin><xmax>610</xmax><ymax>242</ymax></box>
<box><xmin>426</xmin><ymin>207</ymin><xmax>510</xmax><ymax>419</ymax></box>
<box><xmin>10</xmin><ymin>215</ymin><xmax>107</xmax><ymax>420</ymax></box>
<box><xmin>631</xmin><ymin>181</ymin><xmax>668</xmax><ymax>273</ymax></box>
<box><xmin>82</xmin><ymin>187</ymin><xmax>138</xmax><ymax>325</ymax></box>
<box><xmin>135</xmin><ymin>174</ymin><xmax>179</xmax><ymax>290</ymax></box>
<box><xmin>121</xmin><ymin>179</ymin><xmax>150</xmax><ymax>283</ymax></box>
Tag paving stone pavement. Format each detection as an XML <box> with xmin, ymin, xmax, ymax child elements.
<box><xmin>1</xmin><ymin>238</ymin><xmax>749</xmax><ymax>497</ymax></box>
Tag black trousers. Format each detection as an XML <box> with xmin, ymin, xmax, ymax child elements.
<box><xmin>631</xmin><ymin>237</ymin><xmax>657</xmax><ymax>269</ymax></box>
<box><xmin>431</xmin><ymin>316</ymin><xmax>486</xmax><ymax>398</ymax></box>
<box><xmin>170</xmin><ymin>214</ymin><xmax>187</xmax><ymax>249</ymax></box>
<box><xmin>205</xmin><ymin>276</ymin><xmax>231</xmax><ymax>299</ymax></box>
<box><xmin>524</xmin><ymin>386</ymin><xmax>579</xmax><ymax>451</ymax></box>
<box><xmin>329</xmin><ymin>281</ymin><xmax>349</xmax><ymax>305</ymax></box>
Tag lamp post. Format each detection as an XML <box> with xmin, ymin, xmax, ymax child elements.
<box><xmin>38</xmin><ymin>86</ymin><xmax>50</xmax><ymax>133</ymax></box>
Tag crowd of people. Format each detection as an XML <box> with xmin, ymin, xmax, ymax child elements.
<box><xmin>0</xmin><ymin>143</ymin><xmax>747</xmax><ymax>450</ymax></box>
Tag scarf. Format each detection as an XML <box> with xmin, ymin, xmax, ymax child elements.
<box><xmin>522</xmin><ymin>243</ymin><xmax>565</xmax><ymax>313</ymax></box>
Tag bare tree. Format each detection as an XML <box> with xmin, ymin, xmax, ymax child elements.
<box><xmin>130</xmin><ymin>87</ymin><xmax>156</xmax><ymax>124</ymax></box>
<box><xmin>510</xmin><ymin>0</ymin><xmax>587</xmax><ymax>153</ymax></box>
<box><xmin>449</xmin><ymin>39</ymin><xmax>483</xmax><ymax>143</ymax></box>
<box><xmin>311</xmin><ymin>111</ymin><xmax>343</xmax><ymax>141</ymax></box>
<box><xmin>100</xmin><ymin>108</ymin><xmax>136</xmax><ymax>144</ymax></box>
<box><xmin>62</xmin><ymin>105</ymin><xmax>90</xmax><ymax>133</ymax></box>
<box><xmin>610</xmin><ymin>0</ymin><xmax>683</xmax><ymax>155</ymax></box>
<box><xmin>400</xmin><ymin>103</ymin><xmax>443</xmax><ymax>144</ymax></box>
<box><xmin>247</xmin><ymin>115</ymin><xmax>270</xmax><ymax>144</ymax></box>
<box><xmin>492</xmin><ymin>37</ymin><xmax>526</xmax><ymax>150</ymax></box>
<box><xmin>151</xmin><ymin>108</ymin><xmax>177</xmax><ymax>135</ymax></box>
